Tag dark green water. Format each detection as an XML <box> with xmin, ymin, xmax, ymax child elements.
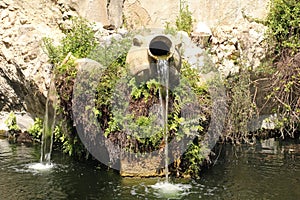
<box><xmin>0</xmin><ymin>137</ymin><xmax>299</xmax><ymax>199</ymax></box>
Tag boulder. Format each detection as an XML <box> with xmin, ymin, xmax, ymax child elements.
<box><xmin>16</xmin><ymin>131</ymin><xmax>33</xmax><ymax>144</ymax></box>
<box><xmin>59</xmin><ymin>0</ymin><xmax>109</xmax><ymax>24</ymax></box>
<box><xmin>6</xmin><ymin>129</ymin><xmax>33</xmax><ymax>144</ymax></box>
<box><xmin>191</xmin><ymin>22</ymin><xmax>212</xmax><ymax>48</ymax></box>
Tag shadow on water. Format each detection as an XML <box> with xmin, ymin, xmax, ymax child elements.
<box><xmin>0</xmin><ymin>136</ymin><xmax>300</xmax><ymax>199</ymax></box>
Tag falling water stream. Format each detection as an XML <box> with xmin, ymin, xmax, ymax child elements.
<box><xmin>43</xmin><ymin>77</ymin><xmax>57</xmax><ymax>163</ymax></box>
<box><xmin>29</xmin><ymin>77</ymin><xmax>57</xmax><ymax>170</ymax></box>
<box><xmin>157</xmin><ymin>59</ymin><xmax>170</xmax><ymax>182</ymax></box>
<box><xmin>40</xmin><ymin>81</ymin><xmax>56</xmax><ymax>164</ymax></box>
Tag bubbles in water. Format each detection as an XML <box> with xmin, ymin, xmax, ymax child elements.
<box><xmin>151</xmin><ymin>181</ymin><xmax>192</xmax><ymax>199</ymax></box>
<box><xmin>28</xmin><ymin>163</ymin><xmax>54</xmax><ymax>171</ymax></box>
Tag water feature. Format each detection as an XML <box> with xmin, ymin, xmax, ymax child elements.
<box><xmin>148</xmin><ymin>35</ymin><xmax>191</xmax><ymax>195</ymax></box>
<box><xmin>0</xmin><ymin>135</ymin><xmax>299</xmax><ymax>199</ymax></box>
<box><xmin>157</xmin><ymin>59</ymin><xmax>170</xmax><ymax>182</ymax></box>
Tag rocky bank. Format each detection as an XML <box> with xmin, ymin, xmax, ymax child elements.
<box><xmin>0</xmin><ymin>0</ymin><xmax>269</xmax><ymax>130</ymax></box>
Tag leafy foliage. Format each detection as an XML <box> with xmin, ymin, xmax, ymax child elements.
<box><xmin>43</xmin><ymin>17</ymin><xmax>97</xmax><ymax>67</ymax></box>
<box><xmin>5</xmin><ymin>112</ymin><xmax>19</xmax><ymax>132</ymax></box>
<box><xmin>183</xmin><ymin>142</ymin><xmax>207</xmax><ymax>177</ymax></box>
<box><xmin>28</xmin><ymin>118</ymin><xmax>43</xmax><ymax>140</ymax></box>
<box><xmin>224</xmin><ymin>69</ymin><xmax>256</xmax><ymax>143</ymax></box>
<box><xmin>175</xmin><ymin>0</ymin><xmax>193</xmax><ymax>35</ymax></box>
<box><xmin>46</xmin><ymin>19</ymin><xmax>127</xmax><ymax>159</ymax></box>
<box><xmin>164</xmin><ymin>22</ymin><xmax>177</xmax><ymax>35</ymax></box>
<box><xmin>222</xmin><ymin>0</ymin><xmax>300</xmax><ymax>141</ymax></box>
<box><xmin>263</xmin><ymin>0</ymin><xmax>300</xmax><ymax>135</ymax></box>
<box><xmin>92</xmin><ymin>36</ymin><xmax>132</xmax><ymax>115</ymax></box>
<box><xmin>266</xmin><ymin>0</ymin><xmax>300</xmax><ymax>53</ymax></box>
<box><xmin>164</xmin><ymin>0</ymin><xmax>193</xmax><ymax>36</ymax></box>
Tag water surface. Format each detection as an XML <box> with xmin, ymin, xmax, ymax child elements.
<box><xmin>0</xmin><ymin>137</ymin><xmax>299</xmax><ymax>199</ymax></box>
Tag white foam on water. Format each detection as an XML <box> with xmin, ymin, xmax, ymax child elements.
<box><xmin>28</xmin><ymin>163</ymin><xmax>54</xmax><ymax>171</ymax></box>
<box><xmin>151</xmin><ymin>182</ymin><xmax>192</xmax><ymax>199</ymax></box>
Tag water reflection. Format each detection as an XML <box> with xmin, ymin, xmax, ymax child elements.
<box><xmin>0</xmin><ymin>137</ymin><xmax>299</xmax><ymax>199</ymax></box>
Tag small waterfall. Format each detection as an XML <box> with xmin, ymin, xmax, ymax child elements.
<box><xmin>40</xmin><ymin>78</ymin><xmax>57</xmax><ymax>164</ymax></box>
<box><xmin>157</xmin><ymin>59</ymin><xmax>169</xmax><ymax>181</ymax></box>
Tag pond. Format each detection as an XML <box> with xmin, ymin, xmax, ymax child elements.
<box><xmin>0</xmin><ymin>136</ymin><xmax>299</xmax><ymax>199</ymax></box>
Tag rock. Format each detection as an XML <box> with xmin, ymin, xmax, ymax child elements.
<box><xmin>132</xmin><ymin>35</ymin><xmax>144</xmax><ymax>46</ymax></box>
<box><xmin>108</xmin><ymin>0</ymin><xmax>124</xmax><ymax>28</ymax></box>
<box><xmin>2</xmin><ymin>19</ymin><xmax>12</xmax><ymax>29</ymax></box>
<box><xmin>175</xmin><ymin>31</ymin><xmax>190</xmax><ymax>46</ymax></box>
<box><xmin>101</xmin><ymin>33</ymin><xmax>122</xmax><ymax>45</ymax></box>
<box><xmin>103</xmin><ymin>24</ymin><xmax>116</xmax><ymax>31</ymax></box>
<box><xmin>183</xmin><ymin>45</ymin><xmax>205</xmax><ymax>67</ymax></box>
<box><xmin>123</xmin><ymin>0</ymin><xmax>151</xmax><ymax>29</ymax></box>
<box><xmin>0</xmin><ymin>1</ymin><xmax>8</xmax><ymax>8</ymax></box>
<box><xmin>62</xmin><ymin>11</ymin><xmax>76</xmax><ymax>20</ymax></box>
<box><xmin>2</xmin><ymin>37</ymin><xmax>12</xmax><ymax>47</ymax></box>
<box><xmin>3</xmin><ymin>0</ymin><xmax>12</xmax><ymax>6</ymax></box>
<box><xmin>192</xmin><ymin>23</ymin><xmax>212</xmax><ymax>48</ymax></box>
<box><xmin>63</xmin><ymin>0</ymin><xmax>109</xmax><ymax>24</ymax></box>
<box><xmin>219</xmin><ymin>59</ymin><xmax>238</xmax><ymax>77</ymax></box>
<box><xmin>248</xmin><ymin>114</ymin><xmax>277</xmax><ymax>132</ymax></box>
<box><xmin>120</xmin><ymin>154</ymin><xmax>164</xmax><ymax>177</ymax></box>
<box><xmin>92</xmin><ymin>22</ymin><xmax>104</xmax><ymax>32</ymax></box>
<box><xmin>16</xmin><ymin>130</ymin><xmax>33</xmax><ymax>144</ymax></box>
<box><xmin>6</xmin><ymin>129</ymin><xmax>33</xmax><ymax>144</ymax></box>
<box><xmin>205</xmin><ymin>21</ymin><xmax>268</xmax><ymax>77</ymax></box>
<box><xmin>0</xmin><ymin>0</ymin><xmax>65</xmax><ymax>117</ymax></box>
<box><xmin>0</xmin><ymin>9</ymin><xmax>9</xmax><ymax>20</ymax></box>
<box><xmin>117</xmin><ymin>28</ymin><xmax>128</xmax><ymax>36</ymax></box>
<box><xmin>193</xmin><ymin>22</ymin><xmax>212</xmax><ymax>35</ymax></box>
<box><xmin>0</xmin><ymin>47</ymin><xmax>14</xmax><ymax>62</ymax></box>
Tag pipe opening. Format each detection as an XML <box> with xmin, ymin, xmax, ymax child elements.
<box><xmin>149</xmin><ymin>36</ymin><xmax>173</xmax><ymax>59</ymax></box>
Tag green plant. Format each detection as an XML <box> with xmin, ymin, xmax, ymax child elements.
<box><xmin>266</xmin><ymin>0</ymin><xmax>300</xmax><ymax>53</ymax></box>
<box><xmin>163</xmin><ymin>0</ymin><xmax>193</xmax><ymax>35</ymax></box>
<box><xmin>42</xmin><ymin>37</ymin><xmax>61</xmax><ymax>65</ymax></box>
<box><xmin>263</xmin><ymin>0</ymin><xmax>300</xmax><ymax>135</ymax></box>
<box><xmin>5</xmin><ymin>112</ymin><xmax>19</xmax><ymax>131</ymax></box>
<box><xmin>53</xmin><ymin>33</ymin><xmax>132</xmax><ymax>158</ymax></box>
<box><xmin>164</xmin><ymin>22</ymin><xmax>177</xmax><ymax>35</ymax></box>
<box><xmin>176</xmin><ymin>0</ymin><xmax>193</xmax><ymax>35</ymax></box>
<box><xmin>53</xmin><ymin>121</ymin><xmax>87</xmax><ymax>157</ymax></box>
<box><xmin>183</xmin><ymin>142</ymin><xmax>207</xmax><ymax>177</ymax></box>
<box><xmin>224</xmin><ymin>68</ymin><xmax>256</xmax><ymax>143</ymax></box>
<box><xmin>129</xmin><ymin>78</ymin><xmax>160</xmax><ymax>101</ymax></box>
<box><xmin>43</xmin><ymin>17</ymin><xmax>97</xmax><ymax>67</ymax></box>
<box><xmin>91</xmin><ymin>36</ymin><xmax>132</xmax><ymax>128</ymax></box>
<box><xmin>28</xmin><ymin>118</ymin><xmax>43</xmax><ymax>140</ymax></box>
<box><xmin>104</xmin><ymin>78</ymin><xmax>164</xmax><ymax>148</ymax></box>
